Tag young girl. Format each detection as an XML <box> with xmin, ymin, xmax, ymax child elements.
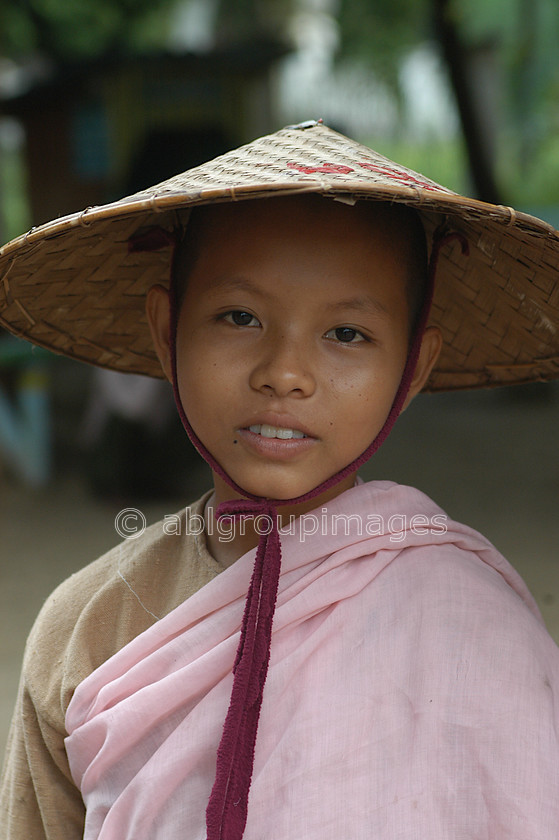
<box><xmin>1</xmin><ymin>121</ymin><xmax>558</xmax><ymax>839</ymax></box>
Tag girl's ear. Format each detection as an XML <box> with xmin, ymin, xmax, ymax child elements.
<box><xmin>401</xmin><ymin>325</ymin><xmax>442</xmax><ymax>410</ymax></box>
<box><xmin>146</xmin><ymin>284</ymin><xmax>173</xmax><ymax>383</ymax></box>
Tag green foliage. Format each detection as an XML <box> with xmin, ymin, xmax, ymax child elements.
<box><xmin>336</xmin><ymin>0</ymin><xmax>431</xmax><ymax>90</ymax></box>
<box><xmin>449</xmin><ymin>0</ymin><xmax>515</xmax><ymax>44</ymax></box>
<box><xmin>0</xmin><ymin>144</ymin><xmax>31</xmax><ymax>241</ymax></box>
<box><xmin>367</xmin><ymin>137</ymin><xmax>469</xmax><ymax>194</ymax></box>
<box><xmin>1</xmin><ymin>0</ymin><xmax>175</xmax><ymax>60</ymax></box>
<box><xmin>502</xmin><ymin>134</ymin><xmax>559</xmax><ymax>208</ymax></box>
<box><xmin>214</xmin><ymin>0</ymin><xmax>296</xmax><ymax>42</ymax></box>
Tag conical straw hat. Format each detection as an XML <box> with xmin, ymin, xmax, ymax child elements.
<box><xmin>1</xmin><ymin>120</ymin><xmax>558</xmax><ymax>392</ymax></box>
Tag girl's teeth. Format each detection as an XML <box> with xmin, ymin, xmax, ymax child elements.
<box><xmin>249</xmin><ymin>424</ymin><xmax>306</xmax><ymax>439</ymax></box>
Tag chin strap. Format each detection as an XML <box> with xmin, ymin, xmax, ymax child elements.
<box><xmin>130</xmin><ymin>219</ymin><xmax>469</xmax><ymax>840</ymax></box>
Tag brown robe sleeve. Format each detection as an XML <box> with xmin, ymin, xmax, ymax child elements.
<box><xmin>0</xmin><ymin>493</ymin><xmax>219</xmax><ymax>838</ymax></box>
<box><xmin>0</xmin><ymin>675</ymin><xmax>86</xmax><ymax>838</ymax></box>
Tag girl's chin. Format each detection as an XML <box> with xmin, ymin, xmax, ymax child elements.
<box><xmin>237</xmin><ymin>480</ymin><xmax>317</xmax><ymax>503</ymax></box>
<box><xmin>213</xmin><ymin>469</ymin><xmax>322</xmax><ymax>504</ymax></box>
<box><xmin>213</xmin><ymin>468</ymin><xmax>356</xmax><ymax>510</ymax></box>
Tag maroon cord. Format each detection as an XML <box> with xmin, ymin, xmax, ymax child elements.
<box><xmin>205</xmin><ymin>499</ymin><xmax>281</xmax><ymax>838</ymax></box>
<box><xmin>130</xmin><ymin>219</ymin><xmax>469</xmax><ymax>840</ymax></box>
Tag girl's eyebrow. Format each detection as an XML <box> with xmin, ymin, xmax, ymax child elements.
<box><xmin>206</xmin><ymin>276</ymin><xmax>268</xmax><ymax>297</ymax></box>
<box><xmin>325</xmin><ymin>295</ymin><xmax>391</xmax><ymax>320</ymax></box>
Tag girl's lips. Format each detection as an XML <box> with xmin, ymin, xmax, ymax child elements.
<box><xmin>236</xmin><ymin>426</ymin><xmax>317</xmax><ymax>461</ymax></box>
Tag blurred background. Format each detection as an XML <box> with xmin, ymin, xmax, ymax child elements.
<box><xmin>1</xmin><ymin>0</ymin><xmax>558</xmax><ymax>756</ymax></box>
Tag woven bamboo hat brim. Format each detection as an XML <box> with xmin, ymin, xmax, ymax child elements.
<box><xmin>1</xmin><ymin>120</ymin><xmax>558</xmax><ymax>392</ymax></box>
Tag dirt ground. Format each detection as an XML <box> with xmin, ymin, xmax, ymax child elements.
<box><xmin>1</xmin><ymin>385</ymin><xmax>558</xmax><ymax>759</ymax></box>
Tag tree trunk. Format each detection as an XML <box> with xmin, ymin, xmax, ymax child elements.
<box><xmin>432</xmin><ymin>0</ymin><xmax>502</xmax><ymax>204</ymax></box>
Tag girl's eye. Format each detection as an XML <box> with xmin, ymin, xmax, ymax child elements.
<box><xmin>325</xmin><ymin>326</ymin><xmax>367</xmax><ymax>343</ymax></box>
<box><xmin>223</xmin><ymin>310</ymin><xmax>260</xmax><ymax>327</ymax></box>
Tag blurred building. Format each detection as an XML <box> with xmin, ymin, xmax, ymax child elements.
<box><xmin>1</xmin><ymin>40</ymin><xmax>287</xmax><ymax>225</ymax></box>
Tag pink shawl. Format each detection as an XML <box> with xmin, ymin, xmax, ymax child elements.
<box><xmin>65</xmin><ymin>481</ymin><xmax>559</xmax><ymax>838</ymax></box>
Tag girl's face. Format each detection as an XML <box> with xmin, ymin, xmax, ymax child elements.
<box><xmin>148</xmin><ymin>196</ymin><xmax>440</xmax><ymax>506</ymax></box>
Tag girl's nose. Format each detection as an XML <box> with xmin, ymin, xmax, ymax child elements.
<box><xmin>248</xmin><ymin>335</ymin><xmax>316</xmax><ymax>398</ymax></box>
